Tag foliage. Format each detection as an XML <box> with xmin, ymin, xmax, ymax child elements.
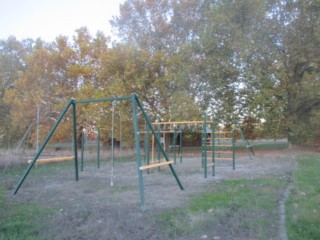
<box><xmin>286</xmin><ymin>154</ymin><xmax>320</xmax><ymax>239</ymax></box>
<box><xmin>0</xmin><ymin>0</ymin><xmax>319</xmax><ymax>146</ymax></box>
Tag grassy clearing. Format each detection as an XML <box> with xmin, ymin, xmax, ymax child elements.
<box><xmin>0</xmin><ymin>187</ymin><xmax>54</xmax><ymax>240</ymax></box>
<box><xmin>157</xmin><ymin>177</ymin><xmax>286</xmax><ymax>239</ymax></box>
<box><xmin>286</xmin><ymin>154</ymin><xmax>320</xmax><ymax>240</ymax></box>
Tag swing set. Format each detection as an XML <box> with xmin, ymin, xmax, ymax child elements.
<box><xmin>13</xmin><ymin>93</ymin><xmax>184</xmax><ymax>211</ymax></box>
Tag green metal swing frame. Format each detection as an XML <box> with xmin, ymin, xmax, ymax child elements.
<box><xmin>13</xmin><ymin>93</ymin><xmax>184</xmax><ymax>211</ymax></box>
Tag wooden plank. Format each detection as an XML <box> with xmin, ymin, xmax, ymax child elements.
<box><xmin>207</xmin><ymin>150</ymin><xmax>233</xmax><ymax>154</ymax></box>
<box><xmin>28</xmin><ymin>156</ymin><xmax>74</xmax><ymax>164</ymax></box>
<box><xmin>215</xmin><ymin>144</ymin><xmax>232</xmax><ymax>147</ymax></box>
<box><xmin>215</xmin><ymin>157</ymin><xmax>232</xmax><ymax>160</ymax></box>
<box><xmin>207</xmin><ymin>138</ymin><xmax>232</xmax><ymax>140</ymax></box>
<box><xmin>139</xmin><ymin>161</ymin><xmax>174</xmax><ymax>170</ymax></box>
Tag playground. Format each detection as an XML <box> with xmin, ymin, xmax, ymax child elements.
<box><xmin>0</xmin><ymin>95</ymin><xmax>306</xmax><ymax>239</ymax></box>
<box><xmin>1</xmin><ymin>146</ymin><xmax>297</xmax><ymax>239</ymax></box>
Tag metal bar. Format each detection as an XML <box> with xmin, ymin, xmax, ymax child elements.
<box><xmin>72</xmin><ymin>101</ymin><xmax>79</xmax><ymax>180</ymax></box>
<box><xmin>232</xmin><ymin>128</ymin><xmax>235</xmax><ymax>170</ymax></box>
<box><xmin>203</xmin><ymin>113</ymin><xmax>207</xmax><ymax>178</ymax></box>
<box><xmin>174</xmin><ymin>128</ymin><xmax>177</xmax><ymax>164</ymax></box>
<box><xmin>13</xmin><ymin>99</ymin><xmax>74</xmax><ymax>195</ymax></box>
<box><xmin>74</xmin><ymin>96</ymin><xmax>132</xmax><ymax>104</ymax></box>
<box><xmin>144</xmin><ymin>120</ymin><xmax>147</xmax><ymax>163</ymax></box>
<box><xmin>97</xmin><ymin>127</ymin><xmax>100</xmax><ymax>168</ymax></box>
<box><xmin>81</xmin><ymin>129</ymin><xmax>84</xmax><ymax>171</ymax></box>
<box><xmin>131</xmin><ymin>94</ymin><xmax>146</xmax><ymax>211</ymax></box>
<box><xmin>134</xmin><ymin>94</ymin><xmax>184</xmax><ymax>191</ymax></box>
<box><xmin>179</xmin><ymin>127</ymin><xmax>182</xmax><ymax>163</ymax></box>
<box><xmin>110</xmin><ymin>101</ymin><xmax>116</xmax><ymax>187</ymax></box>
<box><xmin>211</xmin><ymin>122</ymin><xmax>215</xmax><ymax>176</ymax></box>
<box><xmin>157</xmin><ymin>125</ymin><xmax>161</xmax><ymax>165</ymax></box>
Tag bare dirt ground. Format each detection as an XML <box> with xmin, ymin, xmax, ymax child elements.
<box><xmin>1</xmin><ymin>149</ymin><xmax>297</xmax><ymax>240</ymax></box>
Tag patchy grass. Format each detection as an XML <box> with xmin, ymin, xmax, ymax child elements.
<box><xmin>0</xmin><ymin>187</ymin><xmax>54</xmax><ymax>240</ymax></box>
<box><xmin>286</xmin><ymin>154</ymin><xmax>320</xmax><ymax>240</ymax></box>
<box><xmin>157</xmin><ymin>178</ymin><xmax>286</xmax><ymax>239</ymax></box>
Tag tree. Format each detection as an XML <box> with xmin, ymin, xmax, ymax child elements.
<box><xmin>0</xmin><ymin>37</ymin><xmax>34</xmax><ymax>147</ymax></box>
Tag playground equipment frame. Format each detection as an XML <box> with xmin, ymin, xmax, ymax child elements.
<box><xmin>13</xmin><ymin>93</ymin><xmax>184</xmax><ymax>211</ymax></box>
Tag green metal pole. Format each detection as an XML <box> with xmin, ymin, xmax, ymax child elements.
<box><xmin>134</xmin><ymin>94</ymin><xmax>184</xmax><ymax>191</ymax></box>
<box><xmin>146</xmin><ymin>123</ymin><xmax>150</xmax><ymax>174</ymax></box>
<box><xmin>72</xmin><ymin>101</ymin><xmax>79</xmax><ymax>180</ymax></box>
<box><xmin>144</xmin><ymin>121</ymin><xmax>147</xmax><ymax>163</ymax></box>
<box><xmin>97</xmin><ymin>127</ymin><xmax>100</xmax><ymax>169</ymax></box>
<box><xmin>203</xmin><ymin>113</ymin><xmax>207</xmax><ymax>178</ymax></box>
<box><xmin>174</xmin><ymin>127</ymin><xmax>177</xmax><ymax>164</ymax></box>
<box><xmin>131</xmin><ymin>94</ymin><xmax>146</xmax><ymax>211</ymax></box>
<box><xmin>211</xmin><ymin>122</ymin><xmax>215</xmax><ymax>176</ymax></box>
<box><xmin>157</xmin><ymin>124</ymin><xmax>161</xmax><ymax>164</ymax></box>
<box><xmin>75</xmin><ymin>96</ymin><xmax>132</xmax><ymax>104</ymax></box>
<box><xmin>179</xmin><ymin>128</ymin><xmax>182</xmax><ymax>163</ymax></box>
<box><xmin>119</xmin><ymin>108</ymin><xmax>122</xmax><ymax>162</ymax></box>
<box><xmin>146</xmin><ymin>124</ymin><xmax>150</xmax><ymax>165</ymax></box>
<box><xmin>13</xmin><ymin>99</ymin><xmax>74</xmax><ymax>195</ymax></box>
<box><xmin>81</xmin><ymin>129</ymin><xmax>84</xmax><ymax>172</ymax></box>
<box><xmin>110</xmin><ymin>101</ymin><xmax>116</xmax><ymax>187</ymax></box>
<box><xmin>232</xmin><ymin>127</ymin><xmax>235</xmax><ymax>170</ymax></box>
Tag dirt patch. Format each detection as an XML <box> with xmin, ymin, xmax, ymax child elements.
<box><xmin>2</xmin><ymin>149</ymin><xmax>297</xmax><ymax>239</ymax></box>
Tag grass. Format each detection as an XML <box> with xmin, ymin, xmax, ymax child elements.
<box><xmin>157</xmin><ymin>178</ymin><xmax>286</xmax><ymax>239</ymax></box>
<box><xmin>0</xmin><ymin>187</ymin><xmax>53</xmax><ymax>240</ymax></box>
<box><xmin>286</xmin><ymin>154</ymin><xmax>320</xmax><ymax>240</ymax></box>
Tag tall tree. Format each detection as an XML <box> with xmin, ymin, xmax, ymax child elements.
<box><xmin>0</xmin><ymin>37</ymin><xmax>34</xmax><ymax>147</ymax></box>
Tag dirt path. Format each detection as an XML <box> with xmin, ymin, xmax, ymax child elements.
<box><xmin>3</xmin><ymin>149</ymin><xmax>297</xmax><ymax>239</ymax></box>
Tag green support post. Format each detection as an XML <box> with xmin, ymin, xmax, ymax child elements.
<box><xmin>131</xmin><ymin>94</ymin><xmax>146</xmax><ymax>211</ymax></box>
<box><xmin>179</xmin><ymin>128</ymin><xmax>182</xmax><ymax>163</ymax></box>
<box><xmin>203</xmin><ymin>113</ymin><xmax>207</xmax><ymax>178</ymax></box>
<box><xmin>97</xmin><ymin>127</ymin><xmax>100</xmax><ymax>168</ymax></box>
<box><xmin>72</xmin><ymin>100</ymin><xmax>79</xmax><ymax>181</ymax></box>
<box><xmin>81</xmin><ymin>129</ymin><xmax>84</xmax><ymax>171</ymax></box>
<box><xmin>232</xmin><ymin>127</ymin><xmax>235</xmax><ymax>170</ymax></box>
<box><xmin>146</xmin><ymin>123</ymin><xmax>151</xmax><ymax>174</ymax></box>
<box><xmin>157</xmin><ymin>124</ymin><xmax>161</xmax><ymax>164</ymax></box>
<box><xmin>111</xmin><ymin>101</ymin><xmax>115</xmax><ymax>170</ymax></box>
<box><xmin>13</xmin><ymin>99</ymin><xmax>74</xmax><ymax>195</ymax></box>
<box><xmin>173</xmin><ymin>128</ymin><xmax>177</xmax><ymax>164</ymax></box>
<box><xmin>211</xmin><ymin>122</ymin><xmax>215</xmax><ymax>176</ymax></box>
<box><xmin>144</xmin><ymin>121</ymin><xmax>147</xmax><ymax>163</ymax></box>
<box><xmin>146</xmin><ymin>125</ymin><xmax>150</xmax><ymax>165</ymax></box>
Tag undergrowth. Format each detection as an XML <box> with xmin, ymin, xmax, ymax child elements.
<box><xmin>157</xmin><ymin>178</ymin><xmax>285</xmax><ymax>239</ymax></box>
<box><xmin>286</xmin><ymin>154</ymin><xmax>320</xmax><ymax>240</ymax></box>
<box><xmin>0</xmin><ymin>187</ymin><xmax>52</xmax><ymax>240</ymax></box>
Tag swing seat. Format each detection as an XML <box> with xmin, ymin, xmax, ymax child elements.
<box><xmin>139</xmin><ymin>161</ymin><xmax>174</xmax><ymax>170</ymax></box>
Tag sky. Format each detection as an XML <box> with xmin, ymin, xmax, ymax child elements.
<box><xmin>0</xmin><ymin>0</ymin><xmax>124</xmax><ymax>42</ymax></box>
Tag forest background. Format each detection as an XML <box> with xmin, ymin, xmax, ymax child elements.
<box><xmin>0</xmin><ymin>0</ymin><xmax>319</xmax><ymax>148</ymax></box>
